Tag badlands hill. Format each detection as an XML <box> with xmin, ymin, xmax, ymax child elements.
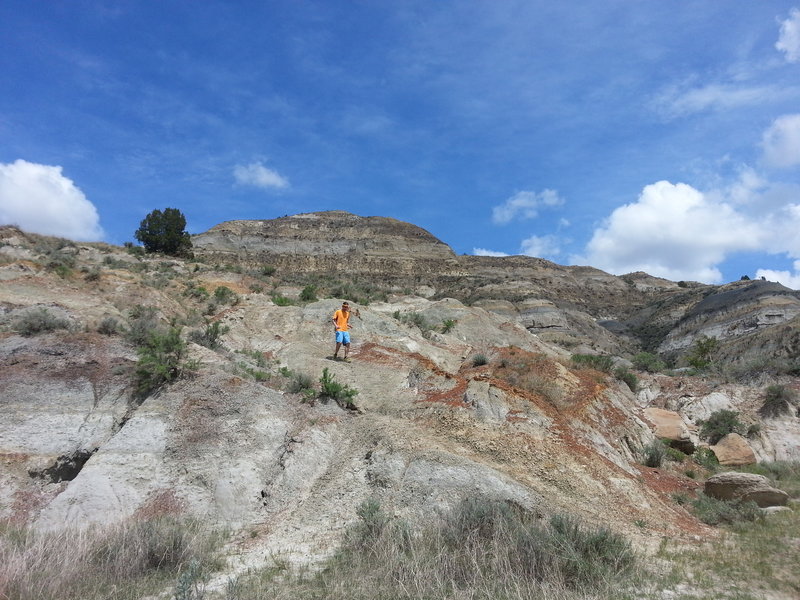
<box><xmin>1</xmin><ymin>212</ymin><xmax>799</xmax><ymax>596</ymax></box>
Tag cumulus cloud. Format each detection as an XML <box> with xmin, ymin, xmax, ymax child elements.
<box><xmin>233</xmin><ymin>162</ymin><xmax>290</xmax><ymax>190</ymax></box>
<box><xmin>776</xmin><ymin>8</ymin><xmax>800</xmax><ymax>62</ymax></box>
<box><xmin>491</xmin><ymin>189</ymin><xmax>564</xmax><ymax>225</ymax></box>
<box><xmin>757</xmin><ymin>261</ymin><xmax>800</xmax><ymax>290</ymax></box>
<box><xmin>473</xmin><ymin>247</ymin><xmax>509</xmax><ymax>257</ymax></box>
<box><xmin>0</xmin><ymin>159</ymin><xmax>104</xmax><ymax>240</ymax></box>
<box><xmin>581</xmin><ymin>181</ymin><xmax>761</xmax><ymax>283</ymax></box>
<box><xmin>520</xmin><ymin>234</ymin><xmax>560</xmax><ymax>259</ymax></box>
<box><xmin>762</xmin><ymin>114</ymin><xmax>800</xmax><ymax>168</ymax></box>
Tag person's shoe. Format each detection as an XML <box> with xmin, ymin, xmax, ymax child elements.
<box><xmin>343</xmin><ymin>357</ymin><xmax>352</xmax><ymax>363</ymax></box>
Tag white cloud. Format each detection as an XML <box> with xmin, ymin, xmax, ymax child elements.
<box><xmin>491</xmin><ymin>189</ymin><xmax>564</xmax><ymax>225</ymax></box>
<box><xmin>776</xmin><ymin>8</ymin><xmax>800</xmax><ymax>62</ymax></box>
<box><xmin>653</xmin><ymin>82</ymin><xmax>780</xmax><ymax>119</ymax></box>
<box><xmin>0</xmin><ymin>159</ymin><xmax>104</xmax><ymax>240</ymax></box>
<box><xmin>756</xmin><ymin>263</ymin><xmax>800</xmax><ymax>289</ymax></box>
<box><xmin>233</xmin><ymin>162</ymin><xmax>290</xmax><ymax>189</ymax></box>
<box><xmin>520</xmin><ymin>234</ymin><xmax>560</xmax><ymax>259</ymax></box>
<box><xmin>473</xmin><ymin>247</ymin><xmax>509</xmax><ymax>257</ymax></box>
<box><xmin>762</xmin><ymin>114</ymin><xmax>800</xmax><ymax>168</ymax></box>
<box><xmin>581</xmin><ymin>181</ymin><xmax>761</xmax><ymax>283</ymax></box>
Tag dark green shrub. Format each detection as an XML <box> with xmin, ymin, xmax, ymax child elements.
<box><xmin>665</xmin><ymin>446</ymin><xmax>687</xmax><ymax>463</ymax></box>
<box><xmin>261</xmin><ymin>265</ymin><xmax>276</xmax><ymax>277</ymax></box>
<box><xmin>692</xmin><ymin>447</ymin><xmax>719</xmax><ymax>470</ymax></box>
<box><xmin>271</xmin><ymin>294</ymin><xmax>293</xmax><ymax>306</ymax></box>
<box><xmin>213</xmin><ymin>286</ymin><xmax>237</xmax><ymax>305</ymax></box>
<box><xmin>188</xmin><ymin>321</ymin><xmax>229</xmax><ymax>350</ymax></box>
<box><xmin>699</xmin><ymin>409</ymin><xmax>745</xmax><ymax>444</ymax></box>
<box><xmin>614</xmin><ymin>366</ymin><xmax>638</xmax><ymax>391</ymax></box>
<box><xmin>134</xmin><ymin>327</ymin><xmax>196</xmax><ymax>399</ymax></box>
<box><xmin>183</xmin><ymin>283</ymin><xmax>209</xmax><ymax>300</ymax></box>
<box><xmin>13</xmin><ymin>308</ymin><xmax>71</xmax><ymax>336</ymax></box>
<box><xmin>686</xmin><ymin>335</ymin><xmax>719</xmax><ymax>369</ymax></box>
<box><xmin>300</xmin><ymin>285</ymin><xmax>318</xmax><ymax>302</ymax></box>
<box><xmin>632</xmin><ymin>352</ymin><xmax>666</xmax><ymax>373</ymax></box>
<box><xmin>441</xmin><ymin>318</ymin><xmax>457</xmax><ymax>333</ymax></box>
<box><xmin>472</xmin><ymin>353</ymin><xmax>489</xmax><ymax>367</ymax></box>
<box><xmin>134</xmin><ymin>208</ymin><xmax>192</xmax><ymax>257</ymax></box>
<box><xmin>571</xmin><ymin>353</ymin><xmax>614</xmax><ymax>373</ymax></box>
<box><xmin>319</xmin><ymin>367</ymin><xmax>358</xmax><ymax>408</ymax></box>
<box><xmin>641</xmin><ymin>440</ymin><xmax>666</xmax><ymax>467</ymax></box>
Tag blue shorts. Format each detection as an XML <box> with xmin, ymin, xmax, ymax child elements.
<box><xmin>336</xmin><ymin>330</ymin><xmax>351</xmax><ymax>344</ymax></box>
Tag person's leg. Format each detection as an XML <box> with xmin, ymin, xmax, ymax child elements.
<box><xmin>334</xmin><ymin>331</ymin><xmax>343</xmax><ymax>358</ymax></box>
<box><xmin>342</xmin><ymin>331</ymin><xmax>350</xmax><ymax>359</ymax></box>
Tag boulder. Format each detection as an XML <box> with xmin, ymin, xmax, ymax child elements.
<box><xmin>644</xmin><ymin>407</ymin><xmax>695</xmax><ymax>453</ymax></box>
<box><xmin>704</xmin><ymin>472</ymin><xmax>789</xmax><ymax>508</ymax></box>
<box><xmin>710</xmin><ymin>433</ymin><xmax>756</xmax><ymax>466</ymax></box>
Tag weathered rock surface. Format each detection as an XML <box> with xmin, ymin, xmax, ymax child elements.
<box><xmin>644</xmin><ymin>407</ymin><xmax>695</xmax><ymax>453</ymax></box>
<box><xmin>704</xmin><ymin>472</ymin><xmax>789</xmax><ymax>507</ymax></box>
<box><xmin>0</xmin><ymin>220</ymin><xmax>798</xmax><ymax>582</ymax></box>
<box><xmin>710</xmin><ymin>433</ymin><xmax>757</xmax><ymax>466</ymax></box>
<box><xmin>193</xmin><ymin>212</ymin><xmax>800</xmax><ymax>364</ymax></box>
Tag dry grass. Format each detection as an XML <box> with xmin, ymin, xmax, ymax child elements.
<box><xmin>228</xmin><ymin>498</ymin><xmax>636</xmax><ymax>600</ymax></box>
<box><xmin>0</xmin><ymin>516</ymin><xmax>223</xmax><ymax>600</ymax></box>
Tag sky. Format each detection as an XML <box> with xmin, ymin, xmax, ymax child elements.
<box><xmin>2</xmin><ymin>1</ymin><xmax>800</xmax><ymax>288</ymax></box>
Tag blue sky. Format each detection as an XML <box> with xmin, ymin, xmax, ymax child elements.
<box><xmin>2</xmin><ymin>1</ymin><xmax>800</xmax><ymax>287</ymax></box>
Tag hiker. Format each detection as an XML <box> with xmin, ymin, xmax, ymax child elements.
<box><xmin>332</xmin><ymin>301</ymin><xmax>353</xmax><ymax>361</ymax></box>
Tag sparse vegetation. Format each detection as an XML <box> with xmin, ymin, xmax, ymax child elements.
<box><xmin>632</xmin><ymin>351</ymin><xmax>666</xmax><ymax>373</ymax></box>
<box><xmin>233</xmin><ymin>498</ymin><xmax>635</xmax><ymax>599</ymax></box>
<box><xmin>134</xmin><ymin>327</ymin><xmax>197</xmax><ymax>399</ymax></box>
<box><xmin>689</xmin><ymin>493</ymin><xmax>761</xmax><ymax>526</ymax></box>
<box><xmin>393</xmin><ymin>310</ymin><xmax>434</xmax><ymax>337</ymax></box>
<box><xmin>686</xmin><ymin>334</ymin><xmax>719</xmax><ymax>369</ymax></box>
<box><xmin>698</xmin><ymin>409</ymin><xmax>746</xmax><ymax>444</ymax></box>
<box><xmin>441</xmin><ymin>318</ymin><xmax>457</xmax><ymax>333</ymax></box>
<box><xmin>760</xmin><ymin>384</ymin><xmax>796</xmax><ymax>417</ymax></box>
<box><xmin>319</xmin><ymin>367</ymin><xmax>358</xmax><ymax>408</ymax></box>
<box><xmin>692</xmin><ymin>447</ymin><xmax>720</xmax><ymax>470</ymax></box>
<box><xmin>0</xmin><ymin>517</ymin><xmax>222</xmax><ymax>600</ymax></box>
<box><xmin>471</xmin><ymin>353</ymin><xmax>488</xmax><ymax>367</ymax></box>
<box><xmin>299</xmin><ymin>285</ymin><xmax>318</xmax><ymax>302</ymax></box>
<box><xmin>213</xmin><ymin>285</ymin><xmax>238</xmax><ymax>305</ymax></box>
<box><xmin>126</xmin><ymin>305</ymin><xmax>161</xmax><ymax>346</ymax></box>
<box><xmin>614</xmin><ymin>366</ymin><xmax>638</xmax><ymax>392</ymax></box>
<box><xmin>571</xmin><ymin>353</ymin><xmax>614</xmax><ymax>373</ymax></box>
<box><xmin>188</xmin><ymin>320</ymin><xmax>229</xmax><ymax>350</ymax></box>
<box><xmin>97</xmin><ymin>316</ymin><xmax>122</xmax><ymax>336</ymax></box>
<box><xmin>183</xmin><ymin>282</ymin><xmax>210</xmax><ymax>300</ymax></box>
<box><xmin>13</xmin><ymin>307</ymin><xmax>71</xmax><ymax>336</ymax></box>
<box><xmin>270</xmin><ymin>293</ymin><xmax>293</xmax><ymax>306</ymax></box>
<box><xmin>641</xmin><ymin>440</ymin><xmax>666</xmax><ymax>467</ymax></box>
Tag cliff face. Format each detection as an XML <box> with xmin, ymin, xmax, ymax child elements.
<box><xmin>193</xmin><ymin>211</ymin><xmax>800</xmax><ymax>366</ymax></box>
<box><xmin>193</xmin><ymin>211</ymin><xmax>460</xmax><ymax>279</ymax></box>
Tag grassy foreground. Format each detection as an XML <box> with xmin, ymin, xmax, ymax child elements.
<box><xmin>0</xmin><ymin>516</ymin><xmax>224</xmax><ymax>600</ymax></box>
<box><xmin>2</xmin><ymin>463</ymin><xmax>798</xmax><ymax>600</ymax></box>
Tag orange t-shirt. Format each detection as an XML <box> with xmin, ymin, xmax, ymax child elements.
<box><xmin>333</xmin><ymin>309</ymin><xmax>350</xmax><ymax>331</ymax></box>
